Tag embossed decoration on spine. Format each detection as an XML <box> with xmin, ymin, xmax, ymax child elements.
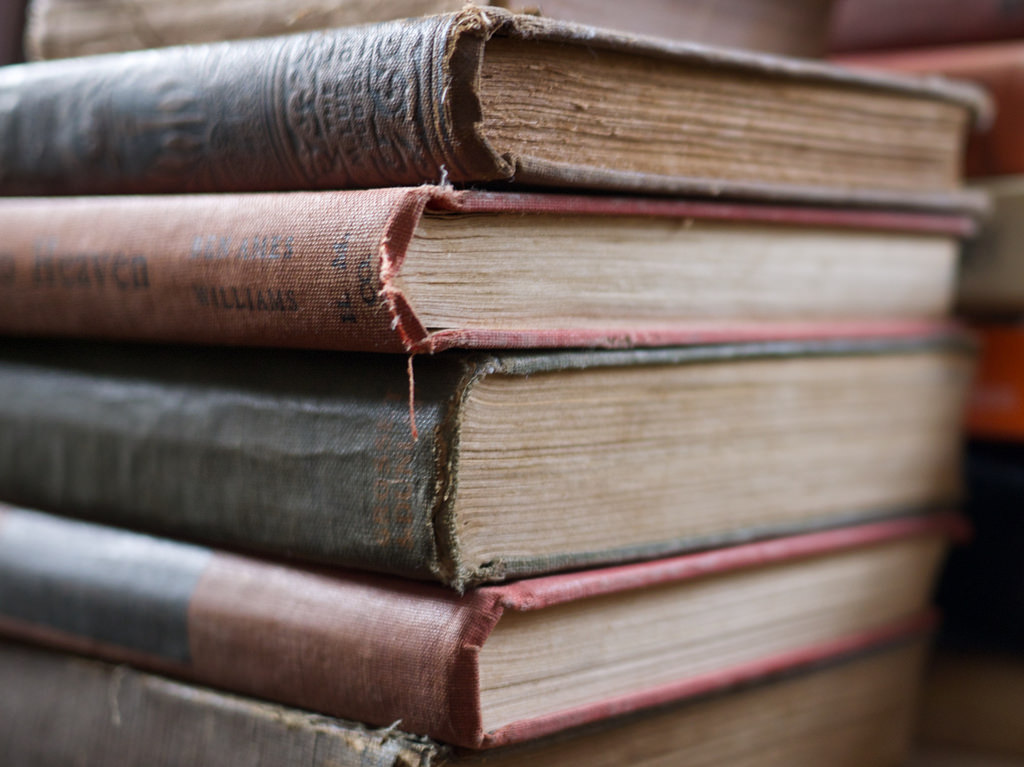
<box><xmin>0</xmin><ymin>13</ymin><xmax>497</xmax><ymax>195</ymax></box>
<box><xmin>0</xmin><ymin>49</ymin><xmax>218</xmax><ymax>194</ymax></box>
<box><xmin>278</xmin><ymin>18</ymin><xmax>464</xmax><ymax>188</ymax></box>
<box><xmin>135</xmin><ymin>72</ymin><xmax>209</xmax><ymax>187</ymax></box>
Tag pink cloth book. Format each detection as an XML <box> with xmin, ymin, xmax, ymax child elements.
<box><xmin>0</xmin><ymin>506</ymin><xmax>960</xmax><ymax>748</ymax></box>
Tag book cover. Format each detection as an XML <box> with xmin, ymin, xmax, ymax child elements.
<box><xmin>0</xmin><ymin>8</ymin><xmax>988</xmax><ymax>209</ymax></box>
<box><xmin>0</xmin><ymin>334</ymin><xmax>972</xmax><ymax>587</ymax></box>
<box><xmin>0</xmin><ymin>187</ymin><xmax>976</xmax><ymax>353</ymax></box>
<box><xmin>0</xmin><ymin>636</ymin><xmax>929</xmax><ymax>766</ymax></box>
<box><xmin>0</xmin><ymin>506</ymin><xmax>958</xmax><ymax>748</ymax></box>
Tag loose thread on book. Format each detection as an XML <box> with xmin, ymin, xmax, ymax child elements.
<box><xmin>376</xmin><ymin>720</ymin><xmax>404</xmax><ymax>742</ymax></box>
<box><xmin>407</xmin><ymin>354</ymin><xmax>418</xmax><ymax>441</ymax></box>
<box><xmin>108</xmin><ymin>665</ymin><xmax>127</xmax><ymax>727</ymax></box>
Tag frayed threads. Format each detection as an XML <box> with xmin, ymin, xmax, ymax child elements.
<box><xmin>407</xmin><ymin>354</ymin><xmax>419</xmax><ymax>441</ymax></box>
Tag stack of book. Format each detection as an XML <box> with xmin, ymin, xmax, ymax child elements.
<box><xmin>833</xmin><ymin>2</ymin><xmax>1024</xmax><ymax>763</ymax></box>
<box><xmin>0</xmin><ymin>3</ymin><xmax>988</xmax><ymax>764</ymax></box>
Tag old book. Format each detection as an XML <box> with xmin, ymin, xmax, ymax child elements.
<box><xmin>958</xmin><ymin>178</ymin><xmax>1024</xmax><ymax>314</ymax></box>
<box><xmin>0</xmin><ymin>505</ymin><xmax>956</xmax><ymax>748</ymax></box>
<box><xmin>0</xmin><ymin>8</ymin><xmax>988</xmax><ymax>209</ymax></box>
<box><xmin>0</xmin><ymin>334</ymin><xmax>971</xmax><ymax>587</ymax></box>
<box><xmin>24</xmin><ymin>0</ymin><xmax>836</xmax><ymax>61</ymax></box>
<box><xmin>835</xmin><ymin>43</ymin><xmax>1024</xmax><ymax>177</ymax></box>
<box><xmin>0</xmin><ymin>188</ymin><xmax>975</xmax><ymax>353</ymax></box>
<box><xmin>0</xmin><ymin>637</ymin><xmax>930</xmax><ymax>766</ymax></box>
<box><xmin>829</xmin><ymin>0</ymin><xmax>1024</xmax><ymax>54</ymax></box>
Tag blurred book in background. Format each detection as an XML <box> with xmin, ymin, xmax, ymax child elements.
<box><xmin>24</xmin><ymin>0</ymin><xmax>836</xmax><ymax>60</ymax></box>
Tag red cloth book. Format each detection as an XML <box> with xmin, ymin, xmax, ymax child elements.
<box><xmin>0</xmin><ymin>505</ymin><xmax>960</xmax><ymax>748</ymax></box>
<box><xmin>0</xmin><ymin>187</ymin><xmax>976</xmax><ymax>353</ymax></box>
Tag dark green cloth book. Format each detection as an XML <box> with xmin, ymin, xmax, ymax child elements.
<box><xmin>0</xmin><ymin>333</ymin><xmax>970</xmax><ymax>588</ymax></box>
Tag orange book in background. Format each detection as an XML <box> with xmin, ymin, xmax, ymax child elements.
<box><xmin>833</xmin><ymin>43</ymin><xmax>1024</xmax><ymax>178</ymax></box>
<box><xmin>966</xmin><ymin>325</ymin><xmax>1024</xmax><ymax>439</ymax></box>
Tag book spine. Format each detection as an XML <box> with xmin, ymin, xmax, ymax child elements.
<box><xmin>0</xmin><ymin>641</ymin><xmax>446</xmax><ymax>767</ymax></box>
<box><xmin>0</xmin><ymin>188</ymin><xmax>444</xmax><ymax>352</ymax></box>
<box><xmin>0</xmin><ymin>507</ymin><xmax>498</xmax><ymax>747</ymax></box>
<box><xmin>0</xmin><ymin>341</ymin><xmax>468</xmax><ymax>581</ymax></box>
<box><xmin>0</xmin><ymin>9</ymin><xmax>501</xmax><ymax>195</ymax></box>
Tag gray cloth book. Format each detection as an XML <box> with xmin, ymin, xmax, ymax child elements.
<box><xmin>0</xmin><ymin>8</ymin><xmax>988</xmax><ymax>211</ymax></box>
<box><xmin>0</xmin><ymin>334</ymin><xmax>970</xmax><ymax>588</ymax></box>
<box><xmin>0</xmin><ymin>637</ymin><xmax>928</xmax><ymax>765</ymax></box>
